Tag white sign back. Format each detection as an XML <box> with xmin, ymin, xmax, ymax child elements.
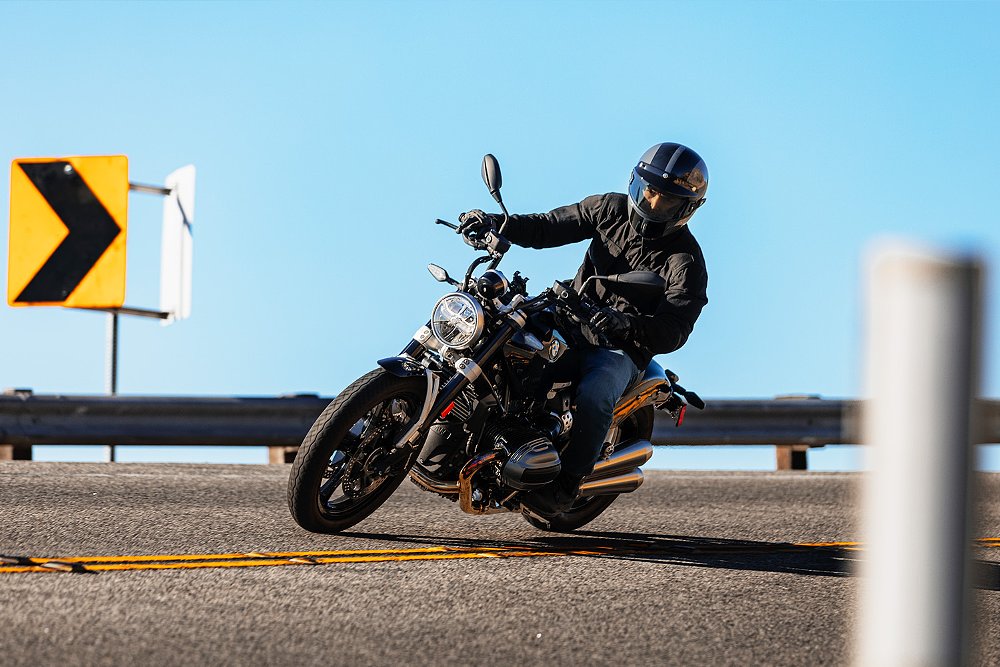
<box><xmin>159</xmin><ymin>165</ymin><xmax>195</xmax><ymax>324</ymax></box>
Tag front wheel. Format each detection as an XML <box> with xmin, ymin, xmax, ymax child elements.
<box><xmin>288</xmin><ymin>369</ymin><xmax>426</xmax><ymax>534</ymax></box>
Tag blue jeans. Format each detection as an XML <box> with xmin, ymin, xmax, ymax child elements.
<box><xmin>552</xmin><ymin>347</ymin><xmax>641</xmax><ymax>480</ymax></box>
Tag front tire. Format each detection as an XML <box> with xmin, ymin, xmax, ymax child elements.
<box><xmin>288</xmin><ymin>369</ymin><xmax>426</xmax><ymax>534</ymax></box>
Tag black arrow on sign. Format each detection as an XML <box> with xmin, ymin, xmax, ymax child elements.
<box><xmin>15</xmin><ymin>161</ymin><xmax>122</xmax><ymax>303</ymax></box>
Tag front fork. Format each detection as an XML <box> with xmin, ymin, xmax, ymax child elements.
<box><xmin>379</xmin><ymin>314</ymin><xmax>524</xmax><ymax>451</ymax></box>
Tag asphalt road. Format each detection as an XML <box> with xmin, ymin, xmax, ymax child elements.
<box><xmin>2</xmin><ymin>462</ymin><xmax>998</xmax><ymax>666</ymax></box>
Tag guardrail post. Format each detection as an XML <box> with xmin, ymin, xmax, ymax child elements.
<box><xmin>0</xmin><ymin>444</ymin><xmax>32</xmax><ymax>461</ymax></box>
<box><xmin>269</xmin><ymin>446</ymin><xmax>297</xmax><ymax>464</ymax></box>
<box><xmin>774</xmin><ymin>395</ymin><xmax>820</xmax><ymax>470</ymax></box>
<box><xmin>775</xmin><ymin>444</ymin><xmax>807</xmax><ymax>471</ymax></box>
<box><xmin>1</xmin><ymin>388</ymin><xmax>34</xmax><ymax>460</ymax></box>
<box><xmin>857</xmin><ymin>244</ymin><xmax>982</xmax><ymax>666</ymax></box>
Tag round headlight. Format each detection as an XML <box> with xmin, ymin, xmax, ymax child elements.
<box><xmin>431</xmin><ymin>293</ymin><xmax>485</xmax><ymax>349</ymax></box>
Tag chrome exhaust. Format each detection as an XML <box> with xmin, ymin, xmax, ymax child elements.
<box><xmin>577</xmin><ymin>469</ymin><xmax>644</xmax><ymax>496</ymax></box>
<box><xmin>458</xmin><ymin>452</ymin><xmax>507</xmax><ymax>515</ymax></box>
<box><xmin>585</xmin><ymin>439</ymin><xmax>653</xmax><ymax>482</ymax></box>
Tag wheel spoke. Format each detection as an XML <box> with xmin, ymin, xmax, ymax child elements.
<box><xmin>318</xmin><ymin>394</ymin><xmax>417</xmax><ymax>516</ymax></box>
<box><xmin>319</xmin><ymin>476</ymin><xmax>341</xmax><ymax>502</ymax></box>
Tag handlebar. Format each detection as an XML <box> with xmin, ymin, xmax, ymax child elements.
<box><xmin>433</xmin><ymin>219</ymin><xmax>596</xmax><ymax>323</ymax></box>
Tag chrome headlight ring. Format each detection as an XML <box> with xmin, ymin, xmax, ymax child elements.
<box><xmin>430</xmin><ymin>292</ymin><xmax>485</xmax><ymax>350</ymax></box>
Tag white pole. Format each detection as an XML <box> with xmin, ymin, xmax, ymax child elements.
<box><xmin>857</xmin><ymin>242</ymin><xmax>982</xmax><ymax>666</ymax></box>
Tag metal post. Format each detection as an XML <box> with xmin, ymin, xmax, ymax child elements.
<box><xmin>857</xmin><ymin>244</ymin><xmax>982</xmax><ymax>666</ymax></box>
<box><xmin>775</xmin><ymin>444</ymin><xmax>807</xmax><ymax>471</ymax></box>
<box><xmin>105</xmin><ymin>312</ymin><xmax>119</xmax><ymax>462</ymax></box>
<box><xmin>774</xmin><ymin>396</ymin><xmax>820</xmax><ymax>470</ymax></box>
<box><xmin>268</xmin><ymin>446</ymin><xmax>298</xmax><ymax>465</ymax></box>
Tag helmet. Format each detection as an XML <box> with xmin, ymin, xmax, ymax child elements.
<box><xmin>627</xmin><ymin>143</ymin><xmax>708</xmax><ymax>239</ymax></box>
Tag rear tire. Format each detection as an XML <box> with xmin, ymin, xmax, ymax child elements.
<box><xmin>523</xmin><ymin>405</ymin><xmax>654</xmax><ymax>533</ymax></box>
<box><xmin>288</xmin><ymin>369</ymin><xmax>426</xmax><ymax>534</ymax></box>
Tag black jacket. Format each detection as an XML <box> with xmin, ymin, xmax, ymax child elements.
<box><xmin>502</xmin><ymin>192</ymin><xmax>708</xmax><ymax>369</ymax></box>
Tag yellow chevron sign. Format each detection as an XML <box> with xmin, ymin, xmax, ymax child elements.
<box><xmin>8</xmin><ymin>155</ymin><xmax>128</xmax><ymax>308</ymax></box>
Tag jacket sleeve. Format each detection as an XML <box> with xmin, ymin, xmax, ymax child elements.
<box><xmin>501</xmin><ymin>195</ymin><xmax>607</xmax><ymax>249</ymax></box>
<box><xmin>629</xmin><ymin>256</ymin><xmax>708</xmax><ymax>355</ymax></box>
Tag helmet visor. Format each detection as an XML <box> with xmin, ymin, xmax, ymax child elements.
<box><xmin>628</xmin><ymin>173</ymin><xmax>692</xmax><ymax>224</ymax></box>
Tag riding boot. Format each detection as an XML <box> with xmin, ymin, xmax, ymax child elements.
<box><xmin>524</xmin><ymin>473</ymin><xmax>584</xmax><ymax>516</ymax></box>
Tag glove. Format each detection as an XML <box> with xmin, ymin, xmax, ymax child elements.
<box><xmin>589</xmin><ymin>307</ymin><xmax>633</xmax><ymax>343</ymax></box>
<box><xmin>457</xmin><ymin>209</ymin><xmax>501</xmax><ymax>239</ymax></box>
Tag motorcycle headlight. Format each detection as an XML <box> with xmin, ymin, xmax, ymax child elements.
<box><xmin>431</xmin><ymin>293</ymin><xmax>485</xmax><ymax>349</ymax></box>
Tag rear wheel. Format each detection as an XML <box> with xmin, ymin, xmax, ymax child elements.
<box><xmin>288</xmin><ymin>369</ymin><xmax>426</xmax><ymax>533</ymax></box>
<box><xmin>523</xmin><ymin>406</ymin><xmax>654</xmax><ymax>533</ymax></box>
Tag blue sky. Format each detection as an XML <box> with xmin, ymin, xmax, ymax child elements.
<box><xmin>2</xmin><ymin>1</ymin><xmax>998</xmax><ymax>469</ymax></box>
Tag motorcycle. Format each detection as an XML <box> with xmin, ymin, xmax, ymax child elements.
<box><xmin>288</xmin><ymin>154</ymin><xmax>704</xmax><ymax>534</ymax></box>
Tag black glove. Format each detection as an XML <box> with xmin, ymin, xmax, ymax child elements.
<box><xmin>457</xmin><ymin>209</ymin><xmax>501</xmax><ymax>239</ymax></box>
<box><xmin>589</xmin><ymin>307</ymin><xmax>633</xmax><ymax>343</ymax></box>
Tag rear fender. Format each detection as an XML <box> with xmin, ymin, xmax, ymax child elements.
<box><xmin>612</xmin><ymin>360</ymin><xmax>669</xmax><ymax>426</ymax></box>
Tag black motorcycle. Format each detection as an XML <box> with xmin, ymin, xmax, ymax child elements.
<box><xmin>288</xmin><ymin>155</ymin><xmax>703</xmax><ymax>533</ymax></box>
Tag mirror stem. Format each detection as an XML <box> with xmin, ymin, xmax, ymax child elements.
<box><xmin>496</xmin><ymin>200</ymin><xmax>511</xmax><ymax>237</ymax></box>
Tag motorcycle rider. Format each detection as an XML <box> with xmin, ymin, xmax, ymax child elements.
<box><xmin>458</xmin><ymin>142</ymin><xmax>710</xmax><ymax>516</ymax></box>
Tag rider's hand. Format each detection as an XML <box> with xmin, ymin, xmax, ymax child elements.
<box><xmin>589</xmin><ymin>307</ymin><xmax>633</xmax><ymax>343</ymax></box>
<box><xmin>457</xmin><ymin>210</ymin><xmax>500</xmax><ymax>239</ymax></box>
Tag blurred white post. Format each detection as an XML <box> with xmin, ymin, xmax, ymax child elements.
<box><xmin>857</xmin><ymin>243</ymin><xmax>982</xmax><ymax>666</ymax></box>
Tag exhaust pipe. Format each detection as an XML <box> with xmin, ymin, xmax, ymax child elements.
<box><xmin>585</xmin><ymin>439</ymin><xmax>653</xmax><ymax>482</ymax></box>
<box><xmin>578</xmin><ymin>469</ymin><xmax>644</xmax><ymax>496</ymax></box>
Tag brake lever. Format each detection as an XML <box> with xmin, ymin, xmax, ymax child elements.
<box><xmin>462</xmin><ymin>234</ymin><xmax>488</xmax><ymax>251</ymax></box>
<box><xmin>435</xmin><ymin>218</ymin><xmax>460</xmax><ymax>230</ymax></box>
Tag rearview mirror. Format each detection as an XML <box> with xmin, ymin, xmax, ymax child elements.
<box><xmin>481</xmin><ymin>154</ymin><xmax>503</xmax><ymax>205</ymax></box>
<box><xmin>427</xmin><ymin>263</ymin><xmax>457</xmax><ymax>285</ymax></box>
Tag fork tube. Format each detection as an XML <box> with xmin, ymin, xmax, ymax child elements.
<box><xmin>421</xmin><ymin>319</ymin><xmax>520</xmax><ymax>433</ymax></box>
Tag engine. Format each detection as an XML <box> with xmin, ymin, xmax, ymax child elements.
<box><xmin>484</xmin><ymin>421</ymin><xmax>562</xmax><ymax>490</ymax></box>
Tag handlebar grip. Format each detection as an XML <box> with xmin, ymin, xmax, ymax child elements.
<box><xmin>578</xmin><ymin>296</ymin><xmax>600</xmax><ymax>320</ymax></box>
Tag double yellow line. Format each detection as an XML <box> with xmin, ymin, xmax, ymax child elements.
<box><xmin>2</xmin><ymin>539</ymin><xmax>996</xmax><ymax>574</ymax></box>
<box><xmin>0</xmin><ymin>545</ymin><xmax>611</xmax><ymax>574</ymax></box>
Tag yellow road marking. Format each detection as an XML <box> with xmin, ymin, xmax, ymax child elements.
<box><xmin>17</xmin><ymin>546</ymin><xmax>475</xmax><ymax>564</ymax></box>
<box><xmin>1</xmin><ymin>539</ymin><xmax>996</xmax><ymax>574</ymax></box>
<box><xmin>0</xmin><ymin>546</ymin><xmax>611</xmax><ymax>574</ymax></box>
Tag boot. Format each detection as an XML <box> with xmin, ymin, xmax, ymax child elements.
<box><xmin>523</xmin><ymin>473</ymin><xmax>583</xmax><ymax>516</ymax></box>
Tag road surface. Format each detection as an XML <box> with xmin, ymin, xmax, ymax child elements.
<box><xmin>2</xmin><ymin>462</ymin><xmax>998</xmax><ymax>665</ymax></box>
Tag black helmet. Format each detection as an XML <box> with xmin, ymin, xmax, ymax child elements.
<box><xmin>627</xmin><ymin>142</ymin><xmax>708</xmax><ymax>239</ymax></box>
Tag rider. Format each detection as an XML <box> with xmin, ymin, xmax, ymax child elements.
<box><xmin>459</xmin><ymin>142</ymin><xmax>709</xmax><ymax>516</ymax></box>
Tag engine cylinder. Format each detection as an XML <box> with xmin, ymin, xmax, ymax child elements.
<box><xmin>502</xmin><ymin>440</ymin><xmax>562</xmax><ymax>490</ymax></box>
<box><xmin>486</xmin><ymin>421</ymin><xmax>562</xmax><ymax>490</ymax></box>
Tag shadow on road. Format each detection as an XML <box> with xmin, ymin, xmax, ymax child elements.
<box><xmin>343</xmin><ymin>529</ymin><xmax>1000</xmax><ymax>589</ymax></box>
<box><xmin>343</xmin><ymin>529</ymin><xmax>858</xmax><ymax>579</ymax></box>
<box><xmin>975</xmin><ymin>560</ymin><xmax>1000</xmax><ymax>591</ymax></box>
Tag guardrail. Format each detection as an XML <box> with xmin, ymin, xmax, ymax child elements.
<box><xmin>2</xmin><ymin>390</ymin><xmax>998</xmax><ymax>469</ymax></box>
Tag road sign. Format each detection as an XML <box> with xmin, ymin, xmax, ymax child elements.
<box><xmin>159</xmin><ymin>165</ymin><xmax>195</xmax><ymax>323</ymax></box>
<box><xmin>7</xmin><ymin>155</ymin><xmax>128</xmax><ymax>308</ymax></box>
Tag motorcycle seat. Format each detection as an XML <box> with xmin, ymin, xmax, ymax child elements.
<box><xmin>621</xmin><ymin>359</ymin><xmax>666</xmax><ymax>398</ymax></box>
